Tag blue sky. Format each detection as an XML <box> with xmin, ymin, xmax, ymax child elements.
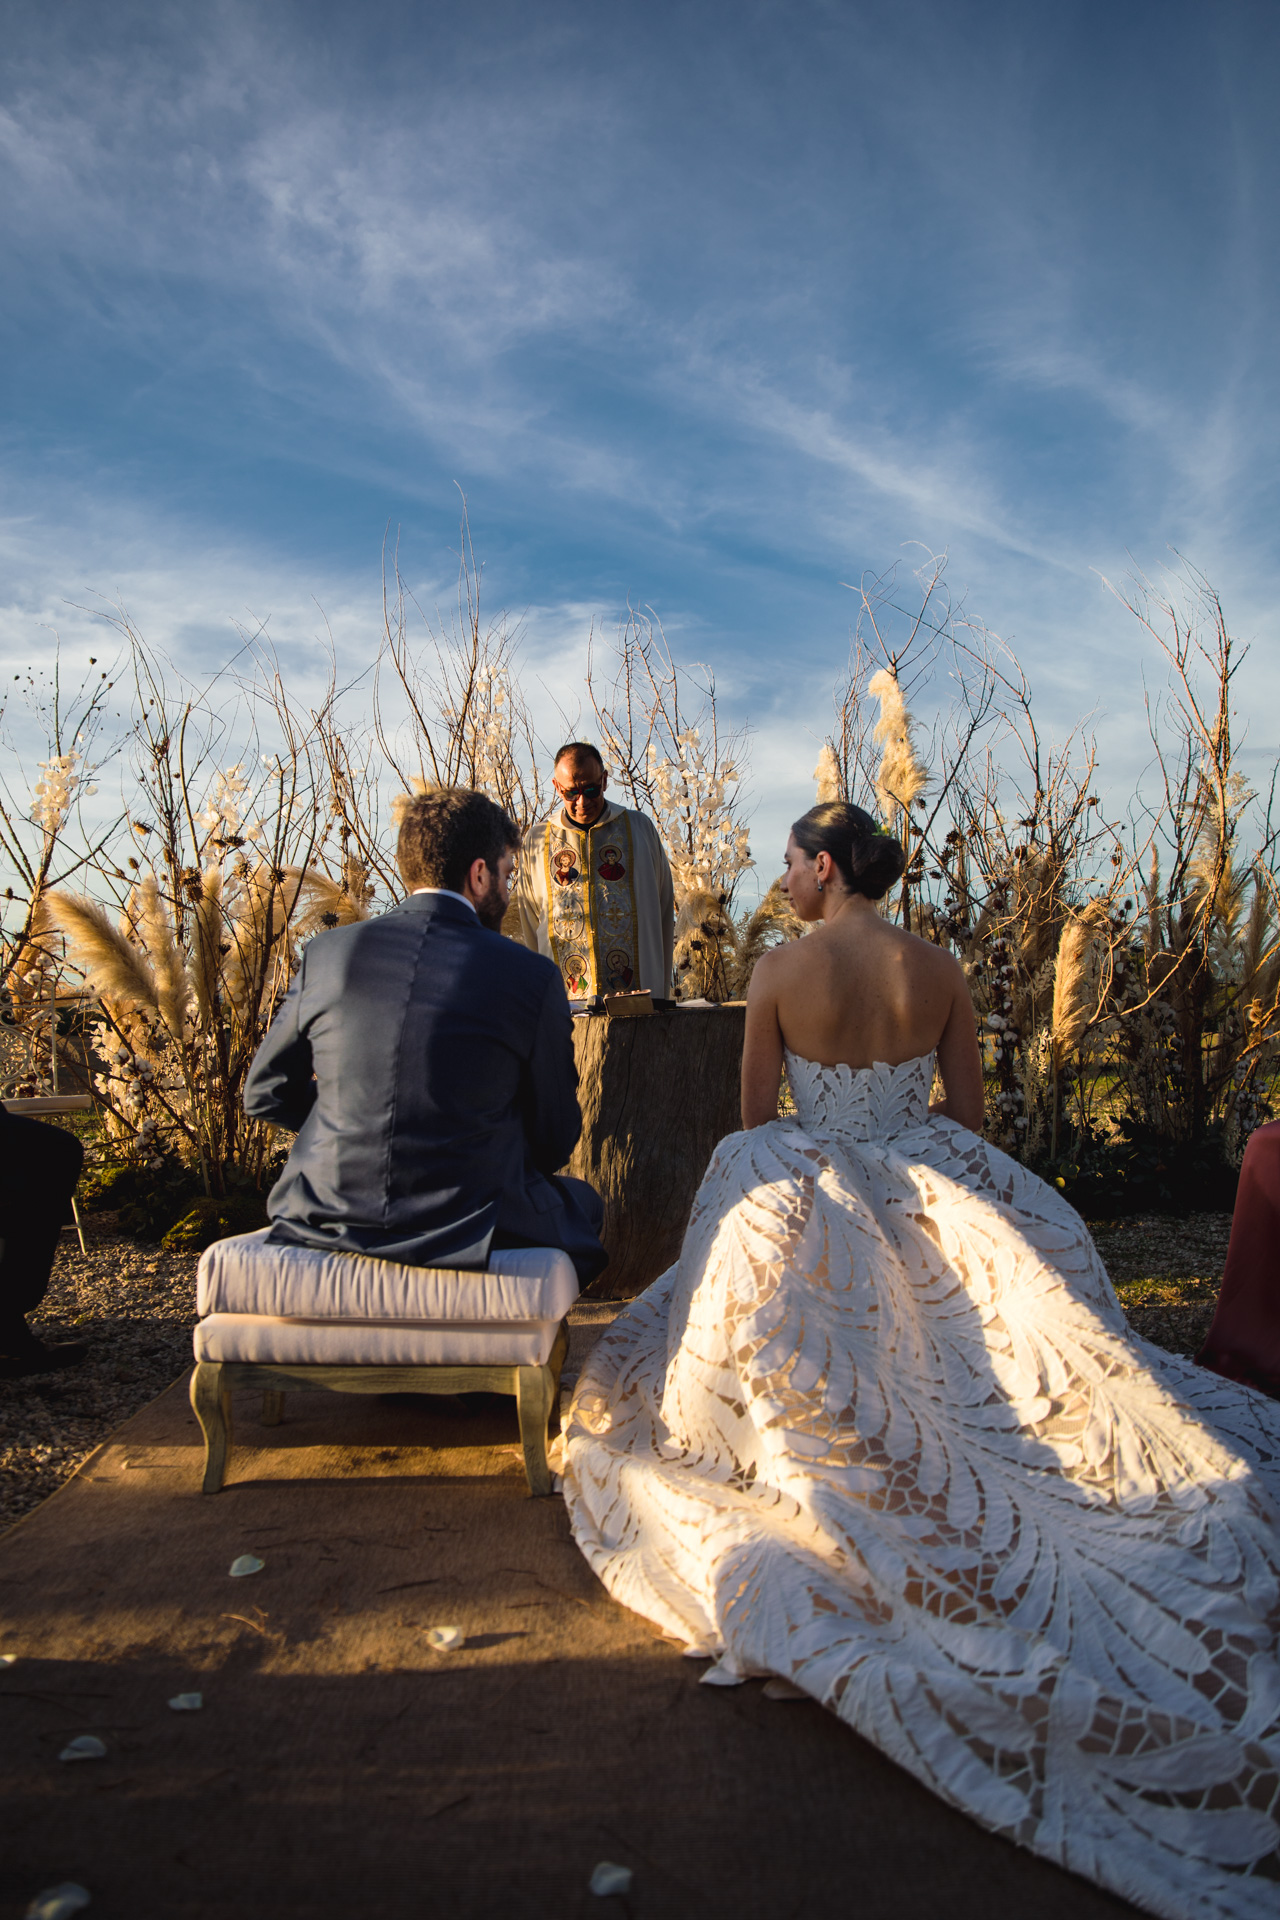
<box><xmin>2</xmin><ymin>0</ymin><xmax>1278</xmax><ymax>877</ymax></box>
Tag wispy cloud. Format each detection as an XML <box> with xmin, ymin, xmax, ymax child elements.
<box><xmin>1</xmin><ymin>0</ymin><xmax>1278</xmax><ymax>880</ymax></box>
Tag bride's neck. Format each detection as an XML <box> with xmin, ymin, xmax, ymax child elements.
<box><xmin>818</xmin><ymin>890</ymin><xmax>875</xmax><ymax>929</ymax></box>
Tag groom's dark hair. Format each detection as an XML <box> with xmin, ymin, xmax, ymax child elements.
<box><xmin>397</xmin><ymin>787</ymin><xmax>519</xmax><ymax>894</ymax></box>
<box><xmin>791</xmin><ymin>802</ymin><xmax>906</xmax><ymax>901</ymax></box>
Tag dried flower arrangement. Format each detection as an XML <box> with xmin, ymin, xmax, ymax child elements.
<box><xmin>2</xmin><ymin>531</ymin><xmax>1275</xmax><ymax>1228</ymax></box>
<box><xmin>812</xmin><ymin>553</ymin><xmax>1280</xmax><ymax>1201</ymax></box>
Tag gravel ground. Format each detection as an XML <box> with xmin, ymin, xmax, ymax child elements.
<box><xmin>0</xmin><ymin>1210</ymin><xmax>1239</xmax><ymax>1535</ymax></box>
<box><xmin>1092</xmin><ymin>1212</ymin><xmax>1233</xmax><ymax>1358</ymax></box>
<box><xmin>1</xmin><ymin>1215</ymin><xmax>200</xmax><ymax>1532</ymax></box>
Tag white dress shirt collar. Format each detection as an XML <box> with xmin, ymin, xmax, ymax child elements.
<box><xmin>411</xmin><ymin>887</ymin><xmax>477</xmax><ymax>917</ymax></box>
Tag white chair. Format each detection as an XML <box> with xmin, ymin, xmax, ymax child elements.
<box><xmin>189</xmin><ymin>1231</ymin><xmax>578</xmax><ymax>1496</ymax></box>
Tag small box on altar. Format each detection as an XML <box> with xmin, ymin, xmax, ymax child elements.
<box><xmin>603</xmin><ymin>989</ymin><xmax>653</xmax><ymax>1020</ymax></box>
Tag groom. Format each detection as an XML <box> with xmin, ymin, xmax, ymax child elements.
<box><xmin>244</xmin><ymin>787</ymin><xmax>607</xmax><ymax>1285</ymax></box>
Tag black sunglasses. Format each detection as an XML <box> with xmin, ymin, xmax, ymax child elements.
<box><xmin>558</xmin><ymin>782</ymin><xmax>603</xmax><ymax>801</ymax></box>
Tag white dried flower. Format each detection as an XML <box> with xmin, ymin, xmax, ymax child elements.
<box><xmin>424</xmin><ymin>1624</ymin><xmax>463</xmax><ymax>1651</ymax></box>
<box><xmin>31</xmin><ymin>752</ymin><xmax>82</xmax><ymax>838</ymax></box>
<box><xmin>589</xmin><ymin>1863</ymin><xmax>633</xmax><ymax>1897</ymax></box>
<box><xmin>25</xmin><ymin>1884</ymin><xmax>91</xmax><ymax>1920</ymax></box>
<box><xmin>198</xmin><ymin>766</ymin><xmax>251</xmax><ymax>841</ymax></box>
<box><xmin>648</xmin><ymin>729</ymin><xmax>753</xmax><ymax>898</ymax></box>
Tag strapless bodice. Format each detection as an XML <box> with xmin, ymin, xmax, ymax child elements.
<box><xmin>783</xmin><ymin>1048</ymin><xmax>935</xmax><ymax>1140</ymax></box>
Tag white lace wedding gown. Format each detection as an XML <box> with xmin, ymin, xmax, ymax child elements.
<box><xmin>564</xmin><ymin>1052</ymin><xmax>1280</xmax><ymax>1920</ymax></box>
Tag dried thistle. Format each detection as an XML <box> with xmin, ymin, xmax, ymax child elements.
<box><xmin>340</xmin><ymin>857</ymin><xmax>376</xmax><ymax>916</ymax></box>
<box><xmin>284</xmin><ymin>865</ymin><xmax>374</xmax><ymax>939</ymax></box>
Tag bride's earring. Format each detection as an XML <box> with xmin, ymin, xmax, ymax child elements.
<box><xmin>816</xmin><ymin>879</ymin><xmax>824</xmax><ymax>892</ymax></box>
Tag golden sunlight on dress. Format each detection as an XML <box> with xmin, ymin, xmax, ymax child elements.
<box><xmin>565</xmin><ymin>1051</ymin><xmax>1280</xmax><ymax>1920</ymax></box>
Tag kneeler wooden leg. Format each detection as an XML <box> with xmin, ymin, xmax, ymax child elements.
<box><xmin>190</xmin><ymin>1361</ymin><xmax>233</xmax><ymax>1493</ymax></box>
<box><xmin>516</xmin><ymin>1364</ymin><xmax>556</xmax><ymax>1496</ymax></box>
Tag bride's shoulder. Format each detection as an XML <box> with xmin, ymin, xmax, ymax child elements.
<box><xmin>902</xmin><ymin>924</ymin><xmax>967</xmax><ymax>972</ymax></box>
<box><xmin>747</xmin><ymin>933</ymin><xmax>811</xmax><ymax>986</ymax></box>
<box><xmin>896</xmin><ymin>929</ymin><xmax>973</xmax><ymax>1005</ymax></box>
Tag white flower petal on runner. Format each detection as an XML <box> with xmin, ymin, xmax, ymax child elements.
<box><xmin>588</xmin><ymin>1862</ymin><xmax>633</xmax><ymax>1897</ymax></box>
<box><xmin>24</xmin><ymin>1884</ymin><xmax>91</xmax><ymax>1920</ymax></box>
<box><xmin>424</xmin><ymin>1626</ymin><xmax>463</xmax><ymax>1651</ymax></box>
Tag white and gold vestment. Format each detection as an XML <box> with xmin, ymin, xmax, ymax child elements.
<box><xmin>511</xmin><ymin>801</ymin><xmax>674</xmax><ymax>1000</ymax></box>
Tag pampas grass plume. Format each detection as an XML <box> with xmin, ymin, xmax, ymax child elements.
<box><xmin>192</xmin><ymin>866</ymin><xmax>223</xmax><ymax>1028</ymax></box>
<box><xmin>45</xmin><ymin>891</ymin><xmax>159</xmax><ymax>1016</ymax></box>
<box><xmin>674</xmin><ymin>885</ymin><xmax>738</xmax><ymax>1000</ymax></box>
<box><xmin>732</xmin><ymin>879</ymin><xmax>805</xmax><ymax>995</ymax></box>
<box><xmin>869</xmin><ymin>669</ymin><xmax>927</xmax><ymax>824</ymax></box>
<box><xmin>284</xmin><ymin>866</ymin><xmax>373</xmax><ymax>938</ymax></box>
<box><xmin>1051</xmin><ymin>905</ymin><xmax>1107</xmax><ymax>1069</ymax></box>
<box><xmin>138</xmin><ymin>874</ymin><xmax>192</xmax><ymax>1041</ymax></box>
<box><xmin>813</xmin><ymin>744</ymin><xmax>842</xmax><ymax>804</ymax></box>
<box><xmin>222</xmin><ymin>865</ymin><xmax>279</xmax><ymax>1017</ymax></box>
<box><xmin>390</xmin><ymin>778</ymin><xmax>433</xmax><ymax>829</ymax></box>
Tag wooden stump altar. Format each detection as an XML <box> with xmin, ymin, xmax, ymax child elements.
<box><xmin>563</xmin><ymin>1003</ymin><xmax>746</xmax><ymax>1299</ymax></box>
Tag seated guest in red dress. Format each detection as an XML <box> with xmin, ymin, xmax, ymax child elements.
<box><xmin>1197</xmin><ymin>1119</ymin><xmax>1280</xmax><ymax>1398</ymax></box>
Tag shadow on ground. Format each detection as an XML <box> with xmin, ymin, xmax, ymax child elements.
<box><xmin>0</xmin><ymin>1381</ymin><xmax>1135</xmax><ymax>1920</ymax></box>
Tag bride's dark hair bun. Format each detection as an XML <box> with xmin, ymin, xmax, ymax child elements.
<box><xmin>790</xmin><ymin>802</ymin><xmax>905</xmax><ymax>901</ymax></box>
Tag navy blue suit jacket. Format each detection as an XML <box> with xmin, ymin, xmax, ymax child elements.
<box><xmin>244</xmin><ymin>892</ymin><xmax>593</xmax><ymax>1270</ymax></box>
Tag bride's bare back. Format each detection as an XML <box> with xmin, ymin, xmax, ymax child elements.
<box><xmin>741</xmin><ymin>836</ymin><xmax>985</xmax><ymax>1131</ymax></box>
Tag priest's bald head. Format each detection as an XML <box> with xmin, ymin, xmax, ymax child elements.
<box><xmin>553</xmin><ymin>742</ymin><xmax>608</xmax><ymax>827</ymax></box>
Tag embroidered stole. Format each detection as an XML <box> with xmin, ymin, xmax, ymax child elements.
<box><xmin>542</xmin><ymin>812</ymin><xmax>640</xmax><ymax>998</ymax></box>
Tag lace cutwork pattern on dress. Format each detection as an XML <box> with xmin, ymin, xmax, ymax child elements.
<box><xmin>564</xmin><ymin>1052</ymin><xmax>1280</xmax><ymax>1920</ymax></box>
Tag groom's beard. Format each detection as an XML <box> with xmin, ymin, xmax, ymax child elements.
<box><xmin>475</xmin><ymin>880</ymin><xmax>508</xmax><ymax>932</ymax></box>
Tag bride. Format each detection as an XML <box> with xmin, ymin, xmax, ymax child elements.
<box><xmin>563</xmin><ymin>802</ymin><xmax>1280</xmax><ymax>1920</ymax></box>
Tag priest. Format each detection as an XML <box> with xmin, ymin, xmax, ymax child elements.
<box><xmin>511</xmin><ymin>742</ymin><xmax>674</xmax><ymax>1000</ymax></box>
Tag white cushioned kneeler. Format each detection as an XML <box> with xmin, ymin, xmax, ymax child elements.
<box><xmin>193</xmin><ymin>1313</ymin><xmax>559</xmax><ymax>1367</ymax></box>
<box><xmin>197</xmin><ymin>1229</ymin><xmax>578</xmax><ymax>1326</ymax></box>
<box><xmin>189</xmin><ymin>1232</ymin><xmax>577</xmax><ymax>1497</ymax></box>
